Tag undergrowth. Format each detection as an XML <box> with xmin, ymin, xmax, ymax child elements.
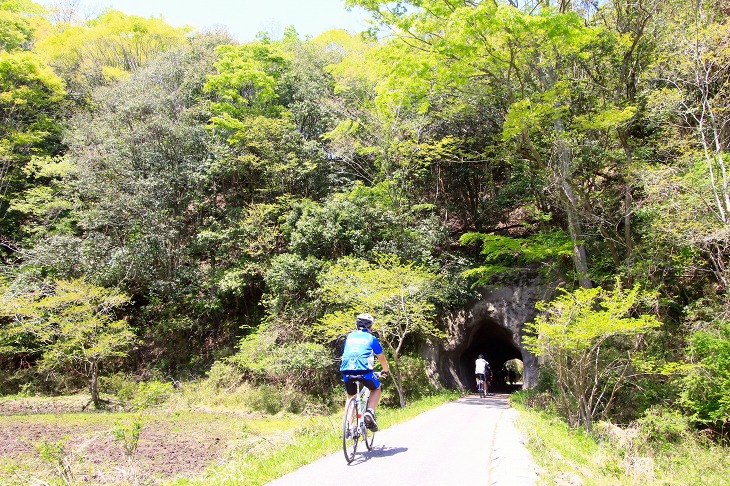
<box><xmin>511</xmin><ymin>391</ymin><xmax>730</xmax><ymax>485</ymax></box>
<box><xmin>170</xmin><ymin>391</ymin><xmax>460</xmax><ymax>486</ymax></box>
<box><xmin>0</xmin><ymin>381</ymin><xmax>458</xmax><ymax>486</ymax></box>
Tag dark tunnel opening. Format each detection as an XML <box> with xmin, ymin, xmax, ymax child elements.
<box><xmin>459</xmin><ymin>319</ymin><xmax>524</xmax><ymax>393</ymax></box>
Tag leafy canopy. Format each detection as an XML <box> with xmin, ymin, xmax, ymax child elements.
<box><xmin>314</xmin><ymin>253</ymin><xmax>445</xmax><ymax>345</ymax></box>
<box><xmin>524</xmin><ymin>282</ymin><xmax>660</xmax><ymax>429</ymax></box>
<box><xmin>460</xmin><ymin>232</ymin><xmax>573</xmax><ymax>285</ymax></box>
<box><xmin>2</xmin><ymin>279</ymin><xmax>135</xmax><ymax>407</ymax></box>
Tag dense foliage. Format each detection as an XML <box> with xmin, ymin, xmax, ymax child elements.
<box><xmin>0</xmin><ymin>0</ymin><xmax>727</xmax><ymax>438</ymax></box>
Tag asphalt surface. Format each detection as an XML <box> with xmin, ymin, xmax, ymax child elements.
<box><xmin>267</xmin><ymin>394</ymin><xmax>539</xmax><ymax>486</ymax></box>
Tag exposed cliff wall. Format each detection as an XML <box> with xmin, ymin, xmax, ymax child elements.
<box><xmin>424</xmin><ymin>272</ymin><xmax>553</xmax><ymax>390</ymax></box>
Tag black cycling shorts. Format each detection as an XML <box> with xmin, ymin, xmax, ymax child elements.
<box><xmin>342</xmin><ymin>371</ymin><xmax>380</xmax><ymax>395</ymax></box>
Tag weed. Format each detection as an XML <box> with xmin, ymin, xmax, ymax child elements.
<box><xmin>512</xmin><ymin>394</ymin><xmax>730</xmax><ymax>485</ymax></box>
<box><xmin>636</xmin><ymin>406</ymin><xmax>692</xmax><ymax>443</ymax></box>
<box><xmin>134</xmin><ymin>381</ymin><xmax>174</xmax><ymax>410</ymax></box>
<box><xmin>101</xmin><ymin>372</ymin><xmax>139</xmax><ymax>401</ymax></box>
<box><xmin>111</xmin><ymin>415</ymin><xmax>144</xmax><ymax>485</ymax></box>
<box><xmin>245</xmin><ymin>385</ymin><xmax>284</xmax><ymax>414</ymax></box>
<box><xmin>34</xmin><ymin>437</ymin><xmax>77</xmax><ymax>485</ymax></box>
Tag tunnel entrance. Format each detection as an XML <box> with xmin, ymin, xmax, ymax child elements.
<box><xmin>422</xmin><ymin>274</ymin><xmax>543</xmax><ymax>391</ymax></box>
<box><xmin>459</xmin><ymin>318</ymin><xmax>524</xmax><ymax>393</ymax></box>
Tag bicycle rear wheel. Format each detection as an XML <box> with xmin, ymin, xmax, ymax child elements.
<box><xmin>342</xmin><ymin>397</ymin><xmax>359</xmax><ymax>463</ymax></box>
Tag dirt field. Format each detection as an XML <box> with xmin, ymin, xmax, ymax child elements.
<box><xmin>0</xmin><ymin>395</ymin><xmax>270</xmax><ymax>485</ymax></box>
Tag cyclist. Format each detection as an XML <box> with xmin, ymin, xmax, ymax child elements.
<box><xmin>475</xmin><ymin>354</ymin><xmax>492</xmax><ymax>393</ymax></box>
<box><xmin>340</xmin><ymin>313</ymin><xmax>390</xmax><ymax>431</ymax></box>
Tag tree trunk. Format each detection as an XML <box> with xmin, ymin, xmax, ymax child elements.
<box><xmin>554</xmin><ymin>131</ymin><xmax>592</xmax><ymax>289</ymax></box>
<box><xmin>618</xmin><ymin>127</ymin><xmax>635</xmax><ymax>280</ymax></box>
<box><xmin>391</xmin><ymin>357</ymin><xmax>406</xmax><ymax>408</ymax></box>
<box><xmin>89</xmin><ymin>360</ymin><xmax>100</xmax><ymax>409</ymax></box>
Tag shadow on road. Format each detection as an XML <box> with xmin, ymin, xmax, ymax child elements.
<box><xmin>457</xmin><ymin>394</ymin><xmax>511</xmax><ymax>409</ymax></box>
<box><xmin>349</xmin><ymin>445</ymin><xmax>408</xmax><ymax>465</ymax></box>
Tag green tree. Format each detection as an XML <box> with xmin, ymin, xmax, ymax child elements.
<box><xmin>315</xmin><ymin>254</ymin><xmax>445</xmax><ymax>406</ymax></box>
<box><xmin>678</xmin><ymin>321</ymin><xmax>730</xmax><ymax>430</ymax></box>
<box><xmin>460</xmin><ymin>231</ymin><xmax>573</xmax><ymax>285</ymax></box>
<box><xmin>0</xmin><ymin>2</ymin><xmax>66</xmax><ymax>259</ymax></box>
<box><xmin>0</xmin><ymin>4</ymin><xmax>34</xmax><ymax>52</ymax></box>
<box><xmin>284</xmin><ymin>181</ymin><xmax>445</xmax><ymax>263</ymax></box>
<box><xmin>524</xmin><ymin>282</ymin><xmax>660</xmax><ymax>430</ymax></box>
<box><xmin>2</xmin><ymin>279</ymin><xmax>135</xmax><ymax>408</ymax></box>
<box><xmin>204</xmin><ymin>39</ymin><xmax>328</xmax><ymax>204</ymax></box>
<box><xmin>346</xmin><ymin>0</ymin><xmax>663</xmax><ymax>288</ymax></box>
<box><xmin>36</xmin><ymin>9</ymin><xmax>189</xmax><ymax>101</ymax></box>
<box><xmin>642</xmin><ymin>1</ymin><xmax>730</xmax><ymax>290</ymax></box>
<box><xmin>23</xmin><ymin>36</ymin><xmax>221</xmax><ymax>289</ymax></box>
<box><xmin>15</xmin><ymin>35</ymin><xmax>243</xmax><ymax>367</ymax></box>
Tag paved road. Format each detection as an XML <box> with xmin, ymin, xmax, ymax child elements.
<box><xmin>268</xmin><ymin>394</ymin><xmax>538</xmax><ymax>486</ymax></box>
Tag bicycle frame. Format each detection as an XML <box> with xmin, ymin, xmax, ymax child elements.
<box><xmin>342</xmin><ymin>372</ymin><xmax>381</xmax><ymax>463</ymax></box>
<box><xmin>476</xmin><ymin>375</ymin><xmax>487</xmax><ymax>398</ymax></box>
<box><xmin>353</xmin><ymin>380</ymin><xmax>370</xmax><ymax>433</ymax></box>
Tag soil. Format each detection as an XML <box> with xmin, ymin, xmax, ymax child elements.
<box><xmin>0</xmin><ymin>396</ymin><xmax>246</xmax><ymax>485</ymax></box>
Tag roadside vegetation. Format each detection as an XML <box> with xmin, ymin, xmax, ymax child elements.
<box><xmin>0</xmin><ymin>380</ymin><xmax>458</xmax><ymax>485</ymax></box>
<box><xmin>512</xmin><ymin>391</ymin><xmax>730</xmax><ymax>485</ymax></box>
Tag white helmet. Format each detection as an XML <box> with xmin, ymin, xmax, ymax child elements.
<box><xmin>356</xmin><ymin>313</ymin><xmax>374</xmax><ymax>329</ymax></box>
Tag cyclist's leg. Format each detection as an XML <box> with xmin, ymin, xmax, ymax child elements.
<box><xmin>362</xmin><ymin>372</ymin><xmax>382</xmax><ymax>411</ymax></box>
<box><xmin>342</xmin><ymin>374</ymin><xmax>358</xmax><ymax>407</ymax></box>
<box><xmin>367</xmin><ymin>386</ymin><xmax>381</xmax><ymax>409</ymax></box>
<box><xmin>359</xmin><ymin>372</ymin><xmax>381</xmax><ymax>431</ymax></box>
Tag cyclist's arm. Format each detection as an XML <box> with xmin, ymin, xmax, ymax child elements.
<box><xmin>376</xmin><ymin>352</ymin><xmax>390</xmax><ymax>376</ymax></box>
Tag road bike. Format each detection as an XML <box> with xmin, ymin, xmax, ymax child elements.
<box><xmin>476</xmin><ymin>375</ymin><xmax>486</xmax><ymax>398</ymax></box>
<box><xmin>342</xmin><ymin>372</ymin><xmax>383</xmax><ymax>464</ymax></box>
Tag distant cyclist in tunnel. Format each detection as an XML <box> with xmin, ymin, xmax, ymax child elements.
<box><xmin>475</xmin><ymin>354</ymin><xmax>492</xmax><ymax>396</ymax></box>
<box><xmin>340</xmin><ymin>313</ymin><xmax>390</xmax><ymax>431</ymax></box>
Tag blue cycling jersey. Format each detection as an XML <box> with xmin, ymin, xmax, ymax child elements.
<box><xmin>340</xmin><ymin>329</ymin><xmax>383</xmax><ymax>372</ymax></box>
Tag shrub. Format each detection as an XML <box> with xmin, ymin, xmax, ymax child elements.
<box><xmin>511</xmin><ymin>389</ymin><xmax>558</xmax><ymax>413</ymax></box>
<box><xmin>100</xmin><ymin>372</ymin><xmax>138</xmax><ymax>401</ymax></box>
<box><xmin>395</xmin><ymin>355</ymin><xmax>439</xmax><ymax>400</ymax></box>
<box><xmin>677</xmin><ymin>321</ymin><xmax>730</xmax><ymax>432</ymax></box>
<box><xmin>206</xmin><ymin>361</ymin><xmax>242</xmax><ymax>391</ymax></box>
<box><xmin>523</xmin><ymin>283</ymin><xmax>660</xmax><ymax>430</ymax></box>
<box><xmin>245</xmin><ymin>384</ymin><xmax>284</xmax><ymax>414</ymax></box>
<box><xmin>228</xmin><ymin>328</ymin><xmax>337</xmax><ymax>398</ymax></box>
<box><xmin>637</xmin><ymin>406</ymin><xmax>692</xmax><ymax>443</ymax></box>
<box><xmin>133</xmin><ymin>381</ymin><xmax>174</xmax><ymax>410</ymax></box>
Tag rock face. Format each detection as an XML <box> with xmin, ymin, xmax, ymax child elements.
<box><xmin>424</xmin><ymin>272</ymin><xmax>552</xmax><ymax>390</ymax></box>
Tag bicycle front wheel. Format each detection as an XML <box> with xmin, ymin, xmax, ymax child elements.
<box><xmin>342</xmin><ymin>397</ymin><xmax>359</xmax><ymax>463</ymax></box>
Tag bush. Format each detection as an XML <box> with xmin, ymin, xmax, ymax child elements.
<box><xmin>677</xmin><ymin>321</ymin><xmax>730</xmax><ymax>431</ymax></box>
<box><xmin>396</xmin><ymin>355</ymin><xmax>439</xmax><ymax>400</ymax></box>
<box><xmin>133</xmin><ymin>381</ymin><xmax>175</xmax><ymax>410</ymax></box>
<box><xmin>245</xmin><ymin>384</ymin><xmax>284</xmax><ymax>414</ymax></box>
<box><xmin>205</xmin><ymin>361</ymin><xmax>242</xmax><ymax>391</ymax></box>
<box><xmin>637</xmin><ymin>406</ymin><xmax>692</xmax><ymax>443</ymax></box>
<box><xmin>511</xmin><ymin>389</ymin><xmax>558</xmax><ymax>414</ymax></box>
<box><xmin>100</xmin><ymin>372</ymin><xmax>138</xmax><ymax>401</ymax></box>
<box><xmin>228</xmin><ymin>328</ymin><xmax>337</xmax><ymax>398</ymax></box>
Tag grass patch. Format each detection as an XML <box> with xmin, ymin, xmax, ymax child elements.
<box><xmin>171</xmin><ymin>391</ymin><xmax>460</xmax><ymax>485</ymax></box>
<box><xmin>0</xmin><ymin>388</ymin><xmax>458</xmax><ymax>485</ymax></box>
<box><xmin>0</xmin><ymin>405</ymin><xmax>302</xmax><ymax>485</ymax></box>
<box><xmin>511</xmin><ymin>392</ymin><xmax>730</xmax><ymax>485</ymax></box>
